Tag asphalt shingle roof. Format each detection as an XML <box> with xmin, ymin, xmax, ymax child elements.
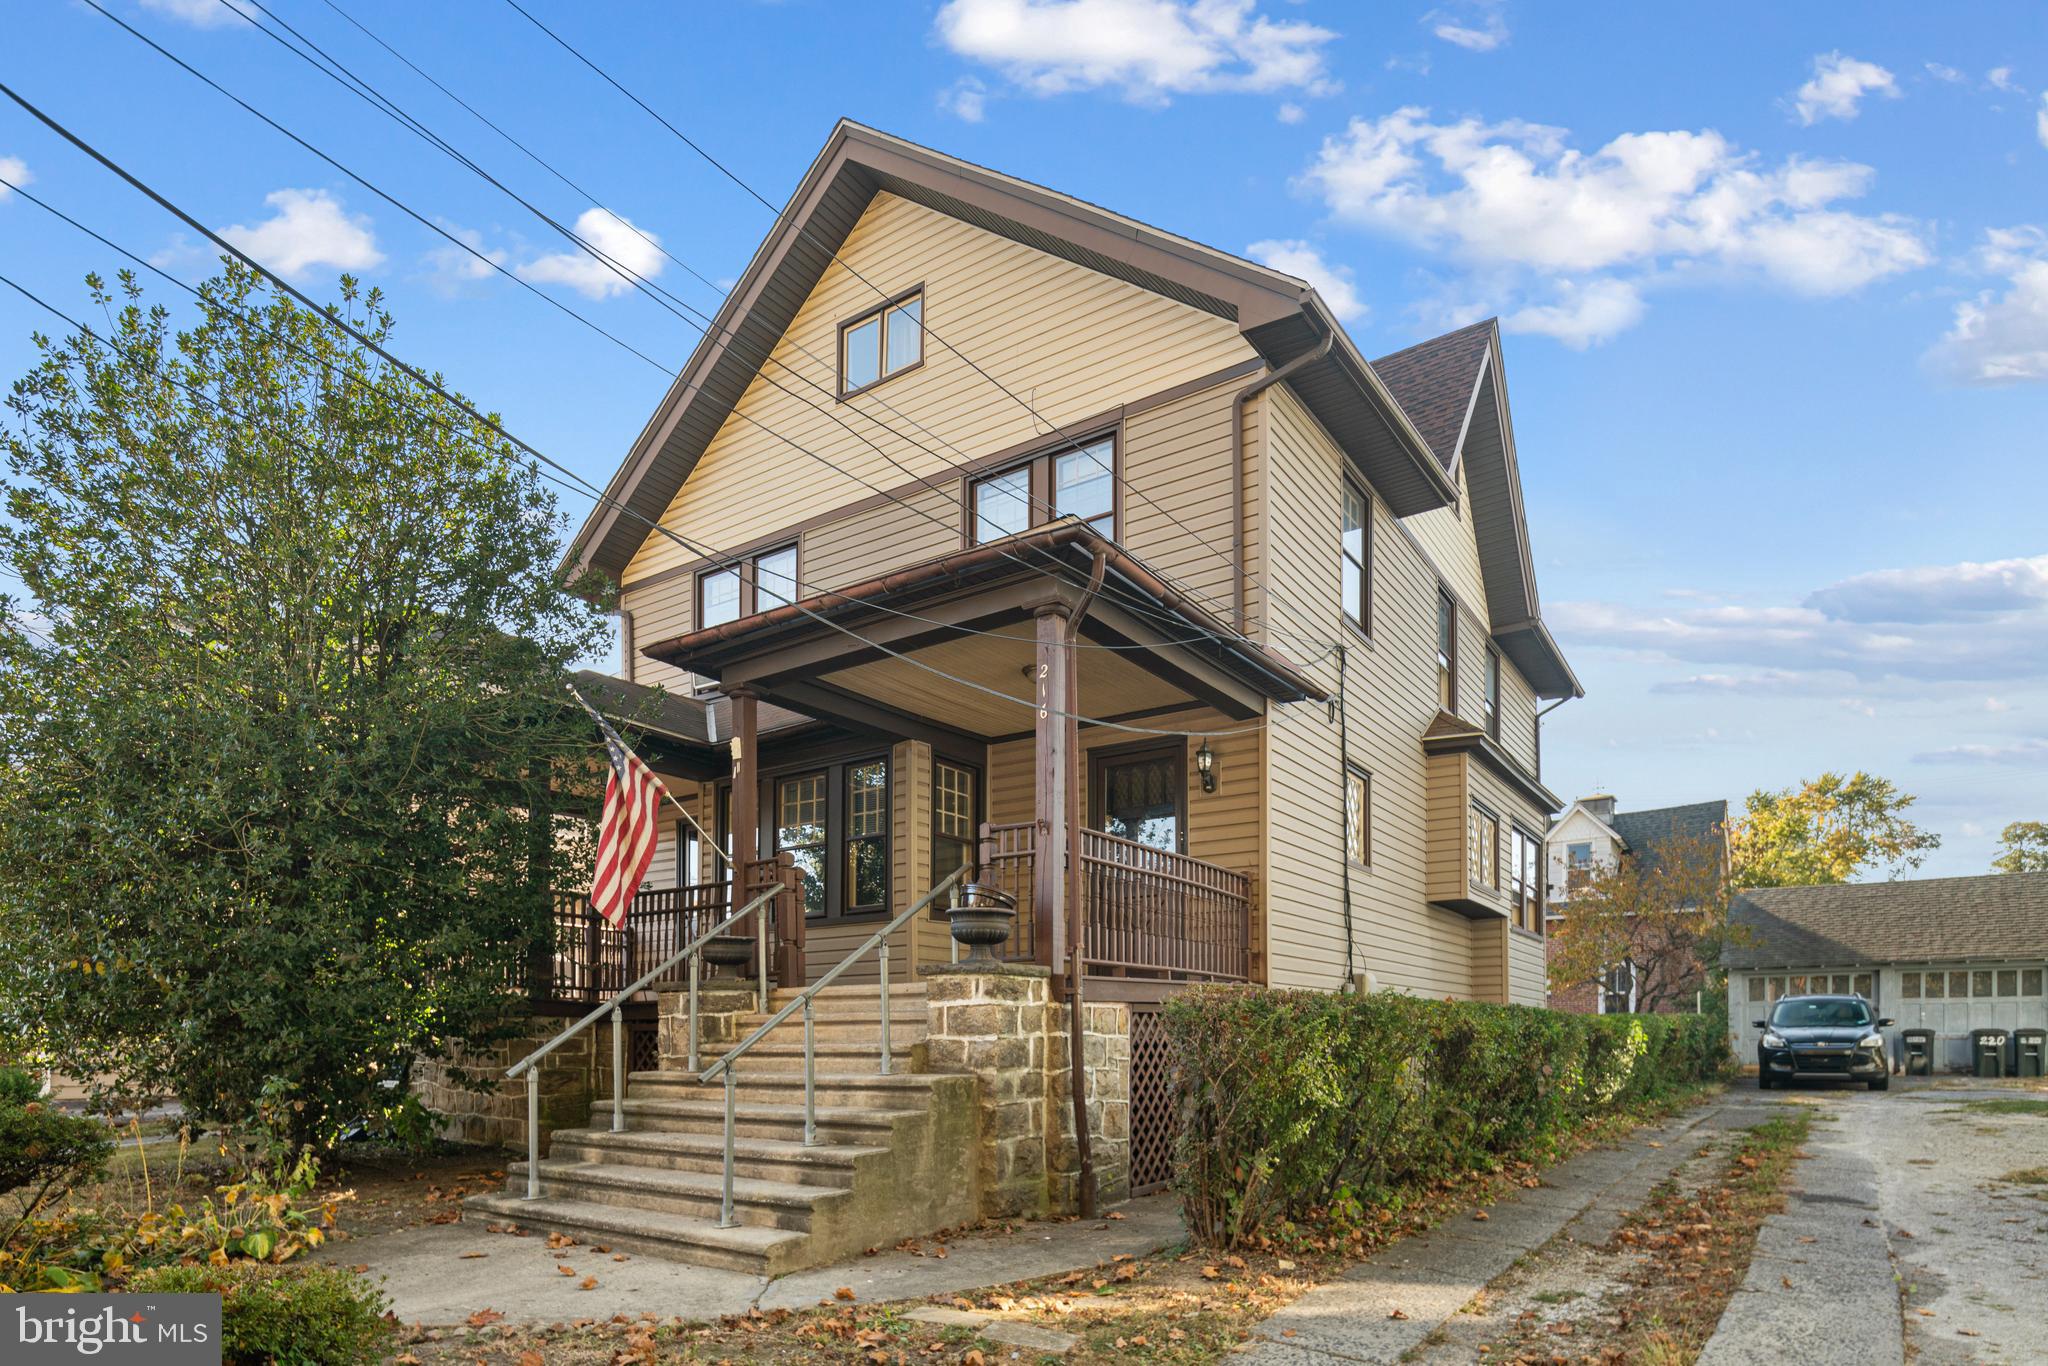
<box><xmin>1371</xmin><ymin>319</ymin><xmax>1494</xmax><ymax>473</ymax></box>
<box><xmin>1612</xmin><ymin>800</ymin><xmax>1728</xmax><ymax>873</ymax></box>
<box><xmin>1723</xmin><ymin>871</ymin><xmax>2048</xmax><ymax>970</ymax></box>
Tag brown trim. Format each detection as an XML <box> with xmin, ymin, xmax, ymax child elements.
<box><xmin>1087</xmin><ymin>738</ymin><xmax>1188</xmax><ymax>855</ymax></box>
<box><xmin>963</xmin><ymin>427</ymin><xmax>1121</xmax><ymax>548</ymax></box>
<box><xmin>985</xmin><ymin>699</ymin><xmax>1209</xmax><ymax>746</ymax></box>
<box><xmin>1484</xmin><ymin>643</ymin><xmax>1502</xmax><ymax>741</ymax></box>
<box><xmin>1422</xmin><ymin>725</ymin><xmax>1563</xmax><ymax>812</ymax></box>
<box><xmin>616</xmin><ymin>360</ymin><xmax>1269</xmax><ymax>598</ymax></box>
<box><xmin>835</xmin><ymin>282</ymin><xmax>926</xmax><ymax>400</ymax></box>
<box><xmin>1340</xmin><ymin>472</ymin><xmax>1372</xmax><ymax>640</ymax></box>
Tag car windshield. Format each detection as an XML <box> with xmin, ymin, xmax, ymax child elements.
<box><xmin>1771</xmin><ymin>998</ymin><xmax>1872</xmax><ymax>1028</ymax></box>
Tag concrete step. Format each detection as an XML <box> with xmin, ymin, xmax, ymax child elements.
<box><xmin>691</xmin><ymin>1039</ymin><xmax>923</xmax><ymax>1074</ymax></box>
<box><xmin>594</xmin><ymin>1096</ymin><xmax>920</xmax><ymax>1144</ymax></box>
<box><xmin>464</xmin><ymin>1192</ymin><xmax>806</xmax><ymax>1276</ymax></box>
<box><xmin>510</xmin><ymin>1158</ymin><xmax>849</xmax><ymax>1231</ymax></box>
<box><xmin>770</xmin><ymin>982</ymin><xmax>928</xmax><ymax>1004</ymax></box>
<box><xmin>545</xmin><ymin>1127</ymin><xmax>884</xmax><ymax>1188</ymax></box>
<box><xmin>626</xmin><ymin>1069</ymin><xmax>958</xmax><ymax>1111</ymax></box>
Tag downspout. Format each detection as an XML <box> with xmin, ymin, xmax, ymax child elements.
<box><xmin>618</xmin><ymin>608</ymin><xmax>637</xmax><ymax>684</ymax></box>
<box><xmin>1065</xmin><ymin>549</ymin><xmax>1106</xmax><ymax>1219</ymax></box>
<box><xmin>1534</xmin><ymin>695</ymin><xmax>1572</xmax><ymax>782</ymax></box>
<box><xmin>1335</xmin><ymin>645</ymin><xmax>1356</xmax><ymax>990</ymax></box>
<box><xmin>1231</xmin><ymin>308</ymin><xmax>1334</xmax><ymax>632</ymax></box>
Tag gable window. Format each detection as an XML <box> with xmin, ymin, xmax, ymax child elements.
<box><xmin>774</xmin><ymin>755</ymin><xmax>893</xmax><ymax>919</ymax></box>
<box><xmin>933</xmin><ymin>759</ymin><xmax>980</xmax><ymax>890</ymax></box>
<box><xmin>1344</xmin><ymin>765</ymin><xmax>1370</xmax><ymax>866</ymax></box>
<box><xmin>697</xmin><ymin>543</ymin><xmax>800</xmax><ymax>629</ymax></box>
<box><xmin>839</xmin><ymin>288</ymin><xmax>922</xmax><ymax>396</ymax></box>
<box><xmin>1566</xmin><ymin>840</ymin><xmax>1594</xmax><ymax>893</ymax></box>
<box><xmin>1469</xmin><ymin>805</ymin><xmax>1500</xmax><ymax>891</ymax></box>
<box><xmin>1483</xmin><ymin>648</ymin><xmax>1502</xmax><ymax>739</ymax></box>
<box><xmin>1341</xmin><ymin>478</ymin><xmax>1371</xmax><ymax>632</ymax></box>
<box><xmin>1509</xmin><ymin>826</ymin><xmax>1540</xmax><ymax>931</ymax></box>
<box><xmin>1436</xmin><ymin>588</ymin><xmax>1458</xmax><ymax>713</ymax></box>
<box><xmin>970</xmin><ymin>434</ymin><xmax>1118</xmax><ymax>545</ymax></box>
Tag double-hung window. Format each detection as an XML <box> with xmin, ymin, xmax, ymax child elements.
<box><xmin>1341</xmin><ymin>478</ymin><xmax>1371</xmax><ymax>632</ymax></box>
<box><xmin>697</xmin><ymin>543</ymin><xmax>800</xmax><ymax>630</ymax></box>
<box><xmin>840</xmin><ymin>289</ymin><xmax>923</xmax><ymax>396</ymax></box>
<box><xmin>774</xmin><ymin>756</ymin><xmax>893</xmax><ymax>920</ymax></box>
<box><xmin>932</xmin><ymin>759</ymin><xmax>980</xmax><ymax>889</ymax></box>
<box><xmin>1436</xmin><ymin>588</ymin><xmax>1458</xmax><ymax>713</ymax></box>
<box><xmin>1509</xmin><ymin>827</ymin><xmax>1540</xmax><ymax>930</ymax></box>
<box><xmin>1484</xmin><ymin>648</ymin><xmax>1502</xmax><ymax>739</ymax></box>
<box><xmin>970</xmin><ymin>434</ymin><xmax>1118</xmax><ymax>545</ymax></box>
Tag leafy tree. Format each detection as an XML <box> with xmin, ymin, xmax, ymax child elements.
<box><xmin>1993</xmin><ymin>821</ymin><xmax>2048</xmax><ymax>874</ymax></box>
<box><xmin>1546</xmin><ymin>832</ymin><xmax>1734</xmax><ymax>1014</ymax></box>
<box><xmin>1728</xmin><ymin>771</ymin><xmax>1940</xmax><ymax>888</ymax></box>
<box><xmin>0</xmin><ymin>267</ymin><xmax>611</xmax><ymax>1145</ymax></box>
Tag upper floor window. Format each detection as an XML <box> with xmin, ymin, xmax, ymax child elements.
<box><xmin>1341</xmin><ymin>478</ymin><xmax>1371</xmax><ymax>632</ymax></box>
<box><xmin>970</xmin><ymin>434</ymin><xmax>1117</xmax><ymax>545</ymax></box>
<box><xmin>839</xmin><ymin>288</ymin><xmax>923</xmax><ymax>396</ymax></box>
<box><xmin>1436</xmin><ymin>588</ymin><xmax>1458</xmax><ymax>713</ymax></box>
<box><xmin>697</xmin><ymin>543</ymin><xmax>800</xmax><ymax>629</ymax></box>
<box><xmin>1483</xmin><ymin>647</ymin><xmax>1502</xmax><ymax>739</ymax></box>
<box><xmin>1509</xmin><ymin>826</ymin><xmax>1540</xmax><ymax>931</ymax></box>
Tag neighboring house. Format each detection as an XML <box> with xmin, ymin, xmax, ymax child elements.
<box><xmin>464</xmin><ymin>122</ymin><xmax>1581</xmax><ymax>1265</ymax></box>
<box><xmin>1725</xmin><ymin>872</ymin><xmax>2048</xmax><ymax>1072</ymax></box>
<box><xmin>1545</xmin><ymin>795</ymin><xmax>1729</xmax><ymax>1013</ymax></box>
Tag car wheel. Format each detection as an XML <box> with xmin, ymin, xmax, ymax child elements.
<box><xmin>1757</xmin><ymin>1070</ymin><xmax>1773</xmax><ymax>1090</ymax></box>
<box><xmin>1869</xmin><ymin>1075</ymin><xmax>1889</xmax><ymax>1092</ymax></box>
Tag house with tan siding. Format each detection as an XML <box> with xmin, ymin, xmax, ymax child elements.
<box><xmin>469</xmin><ymin>122</ymin><xmax>1582</xmax><ymax>1265</ymax></box>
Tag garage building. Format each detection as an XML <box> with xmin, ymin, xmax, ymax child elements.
<box><xmin>1725</xmin><ymin>871</ymin><xmax>2048</xmax><ymax>1071</ymax></box>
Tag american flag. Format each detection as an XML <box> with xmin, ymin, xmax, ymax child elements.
<box><xmin>569</xmin><ymin>684</ymin><xmax>667</xmax><ymax>929</ymax></box>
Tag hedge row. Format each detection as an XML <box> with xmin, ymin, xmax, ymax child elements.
<box><xmin>1161</xmin><ymin>988</ymin><xmax>1732</xmax><ymax>1247</ymax></box>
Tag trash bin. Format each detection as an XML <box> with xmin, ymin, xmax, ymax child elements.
<box><xmin>1901</xmin><ymin>1028</ymin><xmax>1934</xmax><ymax>1076</ymax></box>
<box><xmin>1971</xmin><ymin>1028</ymin><xmax>2009</xmax><ymax>1079</ymax></box>
<box><xmin>2015</xmin><ymin>1027</ymin><xmax>2046</xmax><ymax>1079</ymax></box>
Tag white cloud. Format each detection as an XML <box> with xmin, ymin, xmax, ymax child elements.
<box><xmin>1246</xmin><ymin>238</ymin><xmax>1365</xmax><ymax>320</ymax></box>
<box><xmin>2038</xmin><ymin>93</ymin><xmax>2048</xmax><ymax>148</ymax></box>
<box><xmin>1985</xmin><ymin>696</ymin><xmax>2013</xmax><ymax>712</ymax></box>
<box><xmin>940</xmin><ymin>78</ymin><xmax>990</xmax><ymax>122</ymax></box>
<box><xmin>1790</xmin><ymin>52</ymin><xmax>1898</xmax><ymax>125</ymax></box>
<box><xmin>932</xmin><ymin>0</ymin><xmax>1338</xmax><ymax>106</ymax></box>
<box><xmin>1504</xmin><ymin>278</ymin><xmax>1643</xmax><ymax>348</ymax></box>
<box><xmin>1925</xmin><ymin>226</ymin><xmax>2048</xmax><ymax>385</ymax></box>
<box><xmin>218</xmin><ymin>189</ymin><xmax>382</xmax><ymax>280</ymax></box>
<box><xmin>1987</xmin><ymin>67</ymin><xmax>2023</xmax><ymax>95</ymax></box>
<box><xmin>0</xmin><ymin>156</ymin><xmax>28</xmax><ymax>201</ymax></box>
<box><xmin>420</xmin><ymin>222</ymin><xmax>509</xmax><ymax>295</ymax></box>
<box><xmin>140</xmin><ymin>0</ymin><xmax>243</xmax><ymax>27</ymax></box>
<box><xmin>1426</xmin><ymin>1</ymin><xmax>1507</xmax><ymax>52</ymax></box>
<box><xmin>1924</xmin><ymin>62</ymin><xmax>1965</xmax><ymax>84</ymax></box>
<box><xmin>514</xmin><ymin>208</ymin><xmax>664</xmax><ymax>300</ymax></box>
<box><xmin>1276</xmin><ymin>101</ymin><xmax>1305</xmax><ymax>125</ymax></box>
<box><xmin>1914</xmin><ymin>738</ymin><xmax>2048</xmax><ymax>765</ymax></box>
<box><xmin>1297</xmin><ymin>108</ymin><xmax>1928</xmax><ymax>340</ymax></box>
<box><xmin>1554</xmin><ymin>553</ymin><xmax>2048</xmax><ymax>685</ymax></box>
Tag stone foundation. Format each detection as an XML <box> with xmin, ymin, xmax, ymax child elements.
<box><xmin>656</xmin><ymin>987</ymin><xmax>760</xmax><ymax>1068</ymax></box>
<box><xmin>411</xmin><ymin>1019</ymin><xmax>617</xmax><ymax>1152</ymax></box>
<box><xmin>922</xmin><ymin>962</ymin><xmax>1129</xmax><ymax>1218</ymax></box>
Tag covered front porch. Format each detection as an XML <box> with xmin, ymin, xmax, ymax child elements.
<box><xmin>542</xmin><ymin>524</ymin><xmax>1322</xmax><ymax>1010</ymax></box>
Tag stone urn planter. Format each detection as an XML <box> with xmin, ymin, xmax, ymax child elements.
<box><xmin>945</xmin><ymin>883</ymin><xmax>1018</xmax><ymax>962</ymax></box>
<box><xmin>700</xmin><ymin>934</ymin><xmax>754</xmax><ymax>978</ymax></box>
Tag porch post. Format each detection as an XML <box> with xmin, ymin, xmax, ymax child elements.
<box><xmin>1032</xmin><ymin>606</ymin><xmax>1071</xmax><ymax>981</ymax></box>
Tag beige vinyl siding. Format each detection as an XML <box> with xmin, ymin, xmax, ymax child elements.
<box><xmin>621</xmin><ymin>578</ymin><xmax>699</xmax><ymax>694</ymax></box>
<box><xmin>1121</xmin><ymin>378</ymin><xmax>1247</xmax><ymax>619</ymax></box>
<box><xmin>1508</xmin><ymin>928</ymin><xmax>1547</xmax><ymax>1007</ymax></box>
<box><xmin>1496</xmin><ymin>653</ymin><xmax>1540</xmax><ymax>773</ymax></box>
<box><xmin>1402</xmin><ymin>459</ymin><xmax>1487</xmax><ymax>630</ymax></box>
<box><xmin>622</xmin><ymin>191</ymin><xmax>1254</xmax><ymax>587</ymax></box>
<box><xmin>803</xmin><ymin>482</ymin><xmax>963</xmax><ymax>589</ymax></box>
<box><xmin>1471</xmin><ymin>918</ymin><xmax>1509</xmax><ymax>1005</ymax></box>
<box><xmin>1466</xmin><ymin>761</ymin><xmax>1542</xmax><ymax>919</ymax></box>
<box><xmin>1423</xmin><ymin>751</ymin><xmax>1470</xmax><ymax>905</ymax></box>
<box><xmin>1259</xmin><ymin>385</ymin><xmax>1479</xmax><ymax>998</ymax></box>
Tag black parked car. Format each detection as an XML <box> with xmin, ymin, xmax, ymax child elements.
<box><xmin>1754</xmin><ymin>994</ymin><xmax>1894</xmax><ymax>1091</ymax></box>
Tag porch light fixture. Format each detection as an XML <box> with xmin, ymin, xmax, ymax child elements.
<box><xmin>1195</xmin><ymin>739</ymin><xmax>1216</xmax><ymax>793</ymax></box>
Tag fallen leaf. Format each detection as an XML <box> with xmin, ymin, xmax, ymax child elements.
<box><xmin>612</xmin><ymin>1253</ymin><xmax>628</xmax><ymax>1262</ymax></box>
<box><xmin>465</xmin><ymin>1309</ymin><xmax>504</xmax><ymax>1328</ymax></box>
<box><xmin>557</xmin><ymin>1265</ymin><xmax>576</xmax><ymax>1277</ymax></box>
<box><xmin>1781</xmin><ymin>1276</ymin><xmax>1793</xmax><ymax>1289</ymax></box>
<box><xmin>1389</xmin><ymin>1309</ymin><xmax>1410</xmax><ymax>1320</ymax></box>
<box><xmin>517</xmin><ymin>1353</ymin><xmax>544</xmax><ymax>1366</ymax></box>
<box><xmin>834</xmin><ymin>1287</ymin><xmax>857</xmax><ymax>1302</ymax></box>
<box><xmin>1917</xmin><ymin>1309</ymin><xmax>1935</xmax><ymax>1318</ymax></box>
<box><xmin>1647</xmin><ymin>1140</ymin><xmax>1663</xmax><ymax>1148</ymax></box>
<box><xmin>579</xmin><ymin>1276</ymin><xmax>597</xmax><ymax>1290</ymax></box>
<box><xmin>1959</xmin><ymin>1329</ymin><xmax>1981</xmax><ymax>1337</ymax></box>
<box><xmin>1472</xmin><ymin>1210</ymin><xmax>1490</xmax><ymax>1222</ymax></box>
<box><xmin>1107</xmin><ymin>1211</ymin><xmax>1126</xmax><ymax>1220</ymax></box>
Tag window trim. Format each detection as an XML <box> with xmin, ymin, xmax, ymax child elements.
<box><xmin>769</xmin><ymin>753</ymin><xmax>895</xmax><ymax>921</ymax></box>
<box><xmin>1343</xmin><ymin>763</ymin><xmax>1371</xmax><ymax>867</ymax></box>
<box><xmin>695</xmin><ymin>542</ymin><xmax>800</xmax><ymax>628</ymax></box>
<box><xmin>1469</xmin><ymin>802</ymin><xmax>1501</xmax><ymax>892</ymax></box>
<box><xmin>1509</xmin><ymin>824</ymin><xmax>1542</xmax><ymax>932</ymax></box>
<box><xmin>1087</xmin><ymin>738</ymin><xmax>1186</xmax><ymax>855</ymax></box>
<box><xmin>964</xmin><ymin>430</ymin><xmax>1121</xmax><ymax>547</ymax></box>
<box><xmin>1340</xmin><ymin>475</ymin><xmax>1372</xmax><ymax>637</ymax></box>
<box><xmin>1483</xmin><ymin>646</ymin><xmax>1502</xmax><ymax>740</ymax></box>
<box><xmin>931</xmin><ymin>757</ymin><xmax>983</xmax><ymax>889</ymax></box>
<box><xmin>842</xmin><ymin>758</ymin><xmax>892</xmax><ymax>916</ymax></box>
<box><xmin>836</xmin><ymin>284</ymin><xmax>925</xmax><ymax>399</ymax></box>
<box><xmin>1436</xmin><ymin>585</ymin><xmax>1459</xmax><ymax>715</ymax></box>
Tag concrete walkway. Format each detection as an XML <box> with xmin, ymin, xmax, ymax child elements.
<box><xmin>1242</xmin><ymin>1096</ymin><xmax>1773</xmax><ymax>1364</ymax></box>
<box><xmin>323</xmin><ymin>1192</ymin><xmax>1185</xmax><ymax>1327</ymax></box>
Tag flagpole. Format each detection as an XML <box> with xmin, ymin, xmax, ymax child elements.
<box><xmin>567</xmin><ymin>681</ymin><xmax>737</xmax><ymax>875</ymax></box>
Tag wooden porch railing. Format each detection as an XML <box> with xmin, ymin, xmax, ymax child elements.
<box><xmin>974</xmin><ymin>822</ymin><xmax>1252</xmax><ymax>983</ymax></box>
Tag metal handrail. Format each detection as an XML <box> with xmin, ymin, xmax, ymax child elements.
<box><xmin>697</xmin><ymin>865</ymin><xmax>966</xmax><ymax>1227</ymax></box>
<box><xmin>506</xmin><ymin>883</ymin><xmax>781</xmax><ymax>1201</ymax></box>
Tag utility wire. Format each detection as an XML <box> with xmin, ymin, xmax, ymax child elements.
<box><xmin>83</xmin><ymin>0</ymin><xmax>1263</xmax><ymax>655</ymax></box>
<box><xmin>0</xmin><ymin>91</ymin><xmax>1286</xmax><ymax>736</ymax></box>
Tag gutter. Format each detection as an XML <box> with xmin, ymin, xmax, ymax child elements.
<box><xmin>1231</xmin><ymin>306</ymin><xmax>1333</xmax><ymax>631</ymax></box>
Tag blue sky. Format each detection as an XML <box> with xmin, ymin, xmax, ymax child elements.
<box><xmin>2</xmin><ymin>1</ymin><xmax>2044</xmax><ymax>876</ymax></box>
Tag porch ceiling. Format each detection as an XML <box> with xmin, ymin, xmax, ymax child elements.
<box><xmin>822</xmin><ymin>622</ymin><xmax>1193</xmax><ymax>739</ymax></box>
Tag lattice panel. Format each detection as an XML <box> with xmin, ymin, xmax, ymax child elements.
<box><xmin>628</xmin><ymin>1023</ymin><xmax>661</xmax><ymax>1076</ymax></box>
<box><xmin>1128</xmin><ymin>1007</ymin><xmax>1176</xmax><ymax>1196</ymax></box>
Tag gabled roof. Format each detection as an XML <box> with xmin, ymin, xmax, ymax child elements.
<box><xmin>1374</xmin><ymin>319</ymin><xmax>1578</xmax><ymax>699</ymax></box>
<box><xmin>1549</xmin><ymin>799</ymin><xmax>1627</xmax><ymax>845</ymax></box>
<box><xmin>1612</xmin><ymin>800</ymin><xmax>1728</xmax><ymax>873</ymax></box>
<box><xmin>1724</xmin><ymin>872</ymin><xmax>2048</xmax><ymax>970</ymax></box>
<box><xmin>568</xmin><ymin>120</ymin><xmax>1455</xmax><ymax>587</ymax></box>
<box><xmin>1419</xmin><ymin>709</ymin><xmax>1563</xmax><ymax>812</ymax></box>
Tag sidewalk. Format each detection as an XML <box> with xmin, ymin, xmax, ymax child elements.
<box><xmin>1241</xmin><ymin>1094</ymin><xmax>1770</xmax><ymax>1363</ymax></box>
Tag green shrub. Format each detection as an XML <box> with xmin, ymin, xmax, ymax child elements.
<box><xmin>0</xmin><ymin>1100</ymin><xmax>111</xmax><ymax>1216</ymax></box>
<box><xmin>1163</xmin><ymin>989</ymin><xmax>1730</xmax><ymax>1247</ymax></box>
<box><xmin>127</xmin><ymin>1262</ymin><xmax>392</xmax><ymax>1366</ymax></box>
<box><xmin>0</xmin><ymin>1066</ymin><xmax>44</xmax><ymax>1107</ymax></box>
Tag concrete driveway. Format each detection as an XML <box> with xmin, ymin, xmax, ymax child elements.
<box><xmin>1702</xmin><ymin>1076</ymin><xmax>2048</xmax><ymax>1365</ymax></box>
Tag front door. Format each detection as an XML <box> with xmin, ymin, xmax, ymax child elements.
<box><xmin>1090</xmin><ymin>743</ymin><xmax>1185</xmax><ymax>853</ymax></box>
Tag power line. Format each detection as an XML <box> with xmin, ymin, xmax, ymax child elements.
<box><xmin>82</xmin><ymin>0</ymin><xmax>1262</xmax><ymax>655</ymax></box>
<box><xmin>0</xmin><ymin>93</ymin><xmax>1284</xmax><ymax>736</ymax></box>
